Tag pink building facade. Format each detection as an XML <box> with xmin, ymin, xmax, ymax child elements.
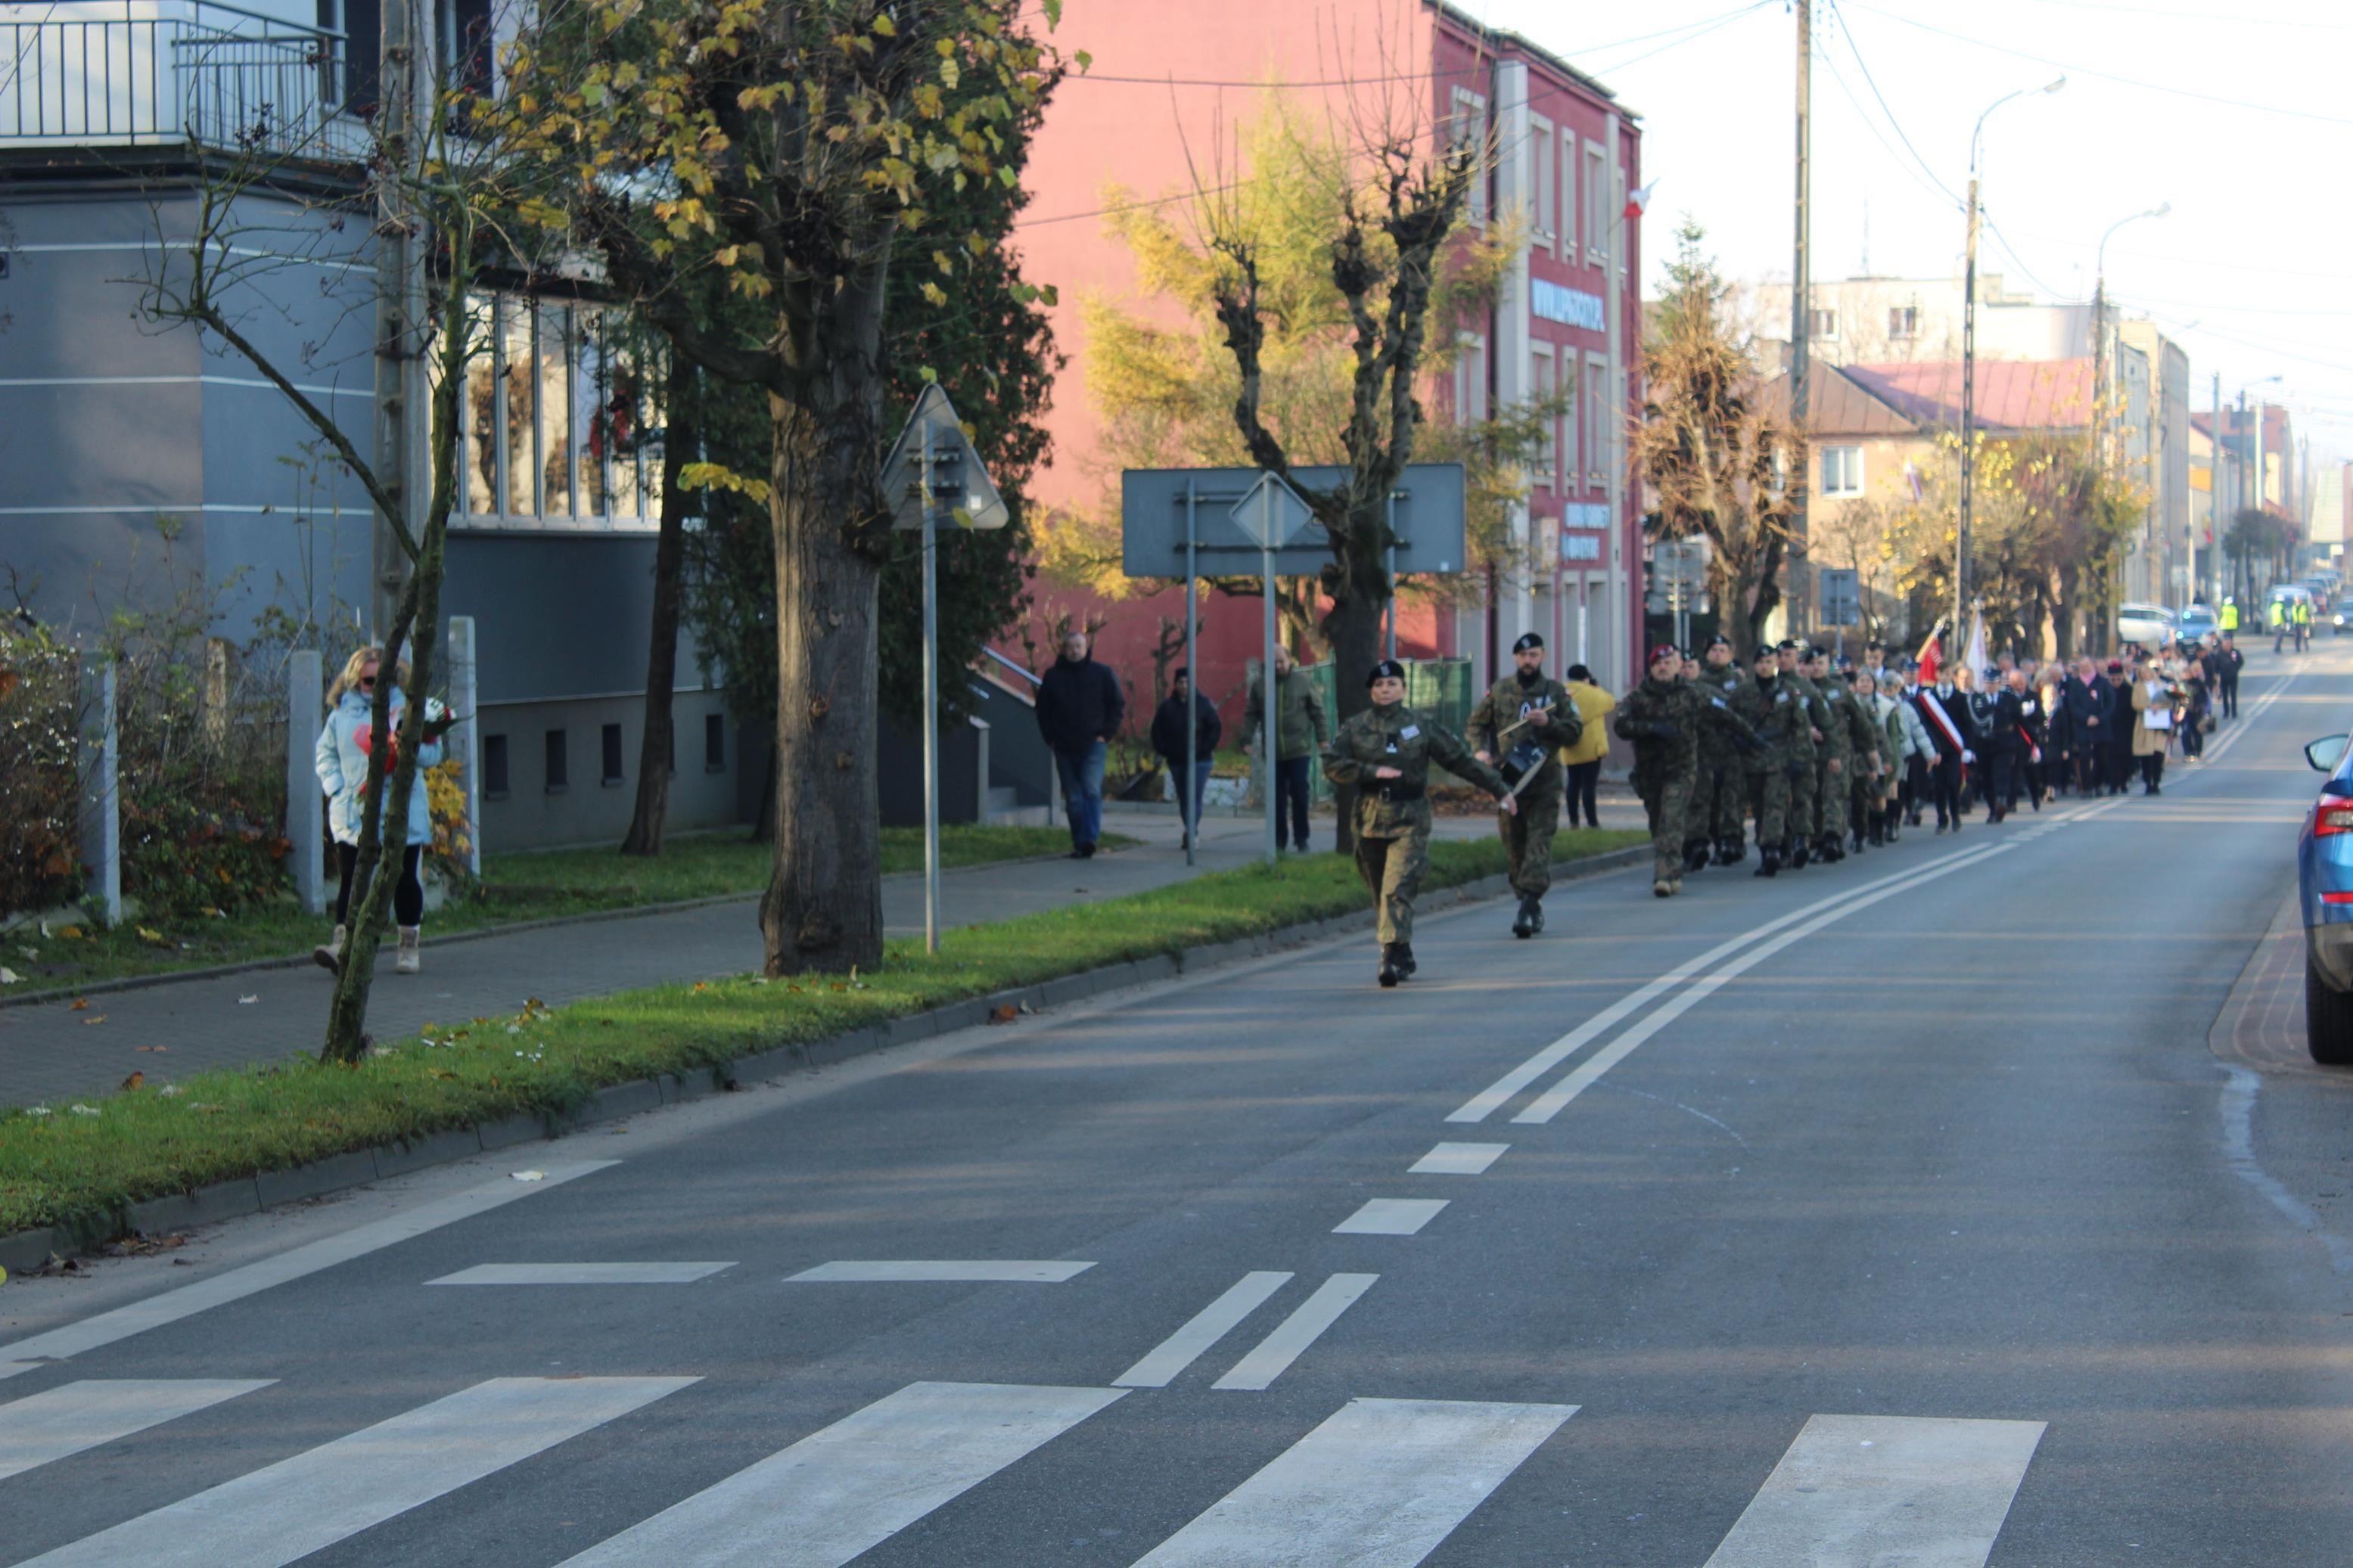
<box><xmin>1012</xmin><ymin>1</ymin><xmax>1645</xmax><ymax>722</ymax></box>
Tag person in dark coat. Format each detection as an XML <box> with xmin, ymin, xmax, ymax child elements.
<box><xmin>2216</xmin><ymin>633</ymin><xmax>2243</xmax><ymax>718</ymax></box>
<box><xmin>1150</xmin><ymin>667</ymin><xmax>1223</xmax><ymax>848</ymax></box>
<box><xmin>2044</xmin><ymin>666</ymin><xmax>2075</xmax><ymax>797</ymax></box>
<box><xmin>1035</xmin><ymin>629</ymin><xmax>1127</xmax><ymax>858</ymax></box>
<box><xmin>2102</xmin><ymin>659</ymin><xmax>2136</xmax><ymax>794</ymax></box>
<box><xmin>2065</xmin><ymin>657</ymin><xmax>2112</xmax><ymax>796</ymax></box>
<box><xmin>1913</xmin><ymin>669</ymin><xmax>1971</xmax><ymax>833</ymax></box>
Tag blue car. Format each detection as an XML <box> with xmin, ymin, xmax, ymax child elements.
<box><xmin>2177</xmin><ymin>604</ymin><xmax>2219</xmax><ymax>643</ymax></box>
<box><xmin>2301</xmin><ymin>732</ymin><xmax>2353</xmax><ymax>1063</ymax></box>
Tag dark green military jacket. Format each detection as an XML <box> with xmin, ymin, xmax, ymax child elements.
<box><xmin>1322</xmin><ymin>702</ymin><xmax>1507</xmax><ymax>839</ymax></box>
<box><xmin>1730</xmin><ymin>673</ymin><xmax>1804</xmax><ymax>776</ymax></box>
<box><xmin>1615</xmin><ymin>675</ymin><xmax>1758</xmax><ymax>786</ymax></box>
<box><xmin>1783</xmin><ymin>669</ymin><xmax>1826</xmax><ymax>763</ymax></box>
<box><xmin>1468</xmin><ymin>673</ymin><xmax>1584</xmax><ymax>797</ymax></box>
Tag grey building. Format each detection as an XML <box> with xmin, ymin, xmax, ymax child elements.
<box><xmin>0</xmin><ymin>0</ymin><xmax>744</xmax><ymax>852</ymax></box>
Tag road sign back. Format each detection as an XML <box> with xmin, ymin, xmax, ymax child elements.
<box><xmin>1119</xmin><ymin>464</ymin><xmax>1466</xmax><ymax>579</ymax></box>
<box><xmin>1229</xmin><ymin>471</ymin><xmax>1314</xmax><ymax>550</ymax></box>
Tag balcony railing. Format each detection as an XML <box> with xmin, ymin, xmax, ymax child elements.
<box><xmin>1</xmin><ymin>2</ymin><xmax>361</xmax><ymax>161</ymax></box>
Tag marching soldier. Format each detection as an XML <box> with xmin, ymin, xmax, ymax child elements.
<box><xmin>1692</xmin><ymin>633</ymin><xmax>1752</xmax><ymax>869</ymax></box>
<box><xmin>1323</xmin><ymin>659</ymin><xmax>1515</xmax><ymax>987</ymax></box>
<box><xmin>1804</xmin><ymin>647</ymin><xmax>1852</xmax><ymax>864</ymax></box>
<box><xmin>1730</xmin><ymin>642</ymin><xmax>1800</xmax><ymax>875</ymax></box>
<box><xmin>1469</xmin><ymin>632</ymin><xmax>1584</xmax><ymax>938</ymax></box>
<box><xmin>1837</xmin><ymin>663</ymin><xmax>1887</xmax><ymax>853</ymax></box>
<box><xmin>1776</xmin><ymin>641</ymin><xmax>1823</xmax><ymax>868</ymax></box>
<box><xmin>1616</xmin><ymin>644</ymin><xmax>1759</xmax><ymax>898</ymax></box>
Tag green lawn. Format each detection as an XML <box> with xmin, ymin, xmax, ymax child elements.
<box><xmin>0</xmin><ymin>829</ymin><xmax>1643</xmax><ymax>1240</ymax></box>
<box><xmin>2</xmin><ymin>825</ymin><xmax>1133</xmax><ymax>999</ymax></box>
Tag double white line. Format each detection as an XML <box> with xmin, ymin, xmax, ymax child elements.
<box><xmin>1445</xmin><ymin>809</ymin><xmax>2110</xmax><ymax>1129</ymax></box>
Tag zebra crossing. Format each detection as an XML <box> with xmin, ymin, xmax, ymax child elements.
<box><xmin>2</xmin><ymin>1374</ymin><xmax>2048</xmax><ymax>1566</ymax></box>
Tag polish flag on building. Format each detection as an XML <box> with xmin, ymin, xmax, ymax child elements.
<box><xmin>1624</xmin><ymin>182</ymin><xmax>1656</xmax><ymax>221</ymax></box>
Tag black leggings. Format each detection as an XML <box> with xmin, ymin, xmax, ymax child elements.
<box><xmin>335</xmin><ymin>842</ymin><xmax>424</xmax><ymax>927</ymax></box>
<box><xmin>1565</xmin><ymin>759</ymin><xmax>1602</xmax><ymax>828</ymax></box>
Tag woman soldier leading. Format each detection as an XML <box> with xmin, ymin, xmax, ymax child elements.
<box><xmin>1322</xmin><ymin>659</ymin><xmax>1516</xmax><ymax>987</ymax></box>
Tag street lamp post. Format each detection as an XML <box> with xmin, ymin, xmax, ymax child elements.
<box><xmin>1958</xmin><ymin>76</ymin><xmax>2065</xmax><ymax>641</ymax></box>
<box><xmin>2090</xmin><ymin>201</ymin><xmax>2167</xmax><ymax>623</ymax></box>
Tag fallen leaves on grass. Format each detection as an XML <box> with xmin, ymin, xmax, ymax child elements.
<box><xmin>119</xmin><ymin>1072</ymin><xmax>144</xmax><ymax>1091</ymax></box>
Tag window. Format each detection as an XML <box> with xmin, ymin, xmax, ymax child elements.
<box><xmin>1450</xmin><ymin>88</ymin><xmax>1488</xmax><ymax>223</ymax></box>
<box><xmin>1560</xmin><ymin>362</ymin><xmax>1580</xmax><ymax>483</ymax></box>
<box><xmin>704</xmin><ymin>713</ymin><xmax>726</xmax><ymax>772</ymax></box>
<box><xmin>1586</xmin><ymin>357</ymin><xmax>1608</xmax><ymax>486</ymax></box>
<box><xmin>1810</xmin><ymin>309</ymin><xmax>1838</xmax><ymax>340</ymax></box>
<box><xmin>457</xmin><ymin>296</ymin><xmax>664</xmax><ymax>531</ymax></box>
<box><xmin>1530</xmin><ymin>346</ymin><xmax>1556</xmax><ymax>489</ymax></box>
<box><xmin>437</xmin><ymin>0</ymin><xmax>492</xmax><ymax>98</ymax></box>
<box><xmin>482</xmin><ymin>732</ymin><xmax>509</xmax><ymax>799</ymax></box>
<box><xmin>1888</xmin><ymin>306</ymin><xmax>1919</xmax><ymax>340</ymax></box>
<box><xmin>1820</xmin><ymin>445</ymin><xmax>1863</xmax><ymax>497</ymax></box>
<box><xmin>544</xmin><ymin>728</ymin><xmax>568</xmax><ymax>793</ymax></box>
<box><xmin>601</xmin><ymin>722</ymin><xmax>625</xmax><ymax>785</ymax></box>
<box><xmin>1453</xmin><ymin>334</ymin><xmax>1487</xmax><ymax>426</ymax></box>
<box><xmin>1560</xmin><ymin>126</ymin><xmax>1577</xmax><ymax>256</ymax></box>
<box><xmin>1530</xmin><ymin>114</ymin><xmax>1555</xmax><ymax>248</ymax></box>
<box><xmin>1585</xmin><ymin>143</ymin><xmax>1607</xmax><ymax>261</ymax></box>
<box><xmin>539</xmin><ymin>303</ymin><xmax>572</xmax><ymax>517</ymax></box>
<box><xmin>501</xmin><ymin>303</ymin><xmax>535</xmax><ymax>517</ymax></box>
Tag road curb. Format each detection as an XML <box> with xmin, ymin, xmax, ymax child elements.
<box><xmin>0</xmin><ymin>843</ymin><xmax>1648</xmax><ymax>1275</ymax></box>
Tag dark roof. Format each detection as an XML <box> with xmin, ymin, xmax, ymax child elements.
<box><xmin>1428</xmin><ymin>1</ymin><xmax>1632</xmax><ymax>114</ymax></box>
<box><xmin>1755</xmin><ymin>364</ymin><xmax>1920</xmax><ymax>437</ymax></box>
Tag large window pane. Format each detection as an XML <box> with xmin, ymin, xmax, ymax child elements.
<box><xmin>539</xmin><ymin>303</ymin><xmax>572</xmax><ymax>517</ymax></box>
<box><xmin>573</xmin><ymin>310</ymin><xmax>609</xmax><ymax>518</ymax></box>
<box><xmin>608</xmin><ymin>330</ymin><xmax>645</xmax><ymax>519</ymax></box>
<box><xmin>463</xmin><ymin>293</ymin><xmax>496</xmax><ymax>516</ymax></box>
<box><xmin>502</xmin><ymin>303</ymin><xmax>533</xmax><ymax>517</ymax></box>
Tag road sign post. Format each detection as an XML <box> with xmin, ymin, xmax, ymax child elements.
<box><xmin>1183</xmin><ymin>477</ymin><xmax>1198</xmax><ymax>867</ymax></box>
<box><xmin>1230</xmin><ymin>473</ymin><xmax>1313</xmax><ymax>868</ymax></box>
<box><xmin>884</xmin><ymin>385</ymin><xmax>1008</xmax><ymax>952</ymax></box>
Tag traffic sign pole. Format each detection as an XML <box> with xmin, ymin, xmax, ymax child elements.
<box><xmin>920</xmin><ymin>418</ymin><xmax>940</xmax><ymax>953</ymax></box>
<box><xmin>1183</xmin><ymin>477</ymin><xmax>1198</xmax><ymax>868</ymax></box>
<box><xmin>1263</xmin><ymin>485</ymin><xmax>1279</xmax><ymax>868</ymax></box>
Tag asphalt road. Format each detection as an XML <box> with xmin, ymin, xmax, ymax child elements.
<box><xmin>5</xmin><ymin>643</ymin><xmax>2351</xmax><ymax>1566</ymax></box>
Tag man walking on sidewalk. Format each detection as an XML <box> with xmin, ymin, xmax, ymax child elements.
<box><xmin>1150</xmin><ymin>667</ymin><xmax>1222</xmax><ymax>849</ymax></box>
<box><xmin>1244</xmin><ymin>644</ymin><xmax>1330</xmax><ymax>853</ymax></box>
<box><xmin>1036</xmin><ymin>629</ymin><xmax>1125</xmax><ymax>859</ymax></box>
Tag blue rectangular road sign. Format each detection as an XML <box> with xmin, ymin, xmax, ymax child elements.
<box><xmin>1120</xmin><ymin>464</ymin><xmax>1467</xmax><ymax>579</ymax></box>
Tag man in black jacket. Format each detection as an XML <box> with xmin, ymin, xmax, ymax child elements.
<box><xmin>1036</xmin><ymin>629</ymin><xmax>1127</xmax><ymax>858</ymax></box>
<box><xmin>2065</xmin><ymin>658</ymin><xmax>2112</xmax><ymax>795</ymax></box>
<box><xmin>2216</xmin><ymin>633</ymin><xmax>2243</xmax><ymax>718</ymax></box>
<box><xmin>1914</xmin><ymin>670</ymin><xmax>1972</xmax><ymax>832</ymax></box>
<box><xmin>2101</xmin><ymin>659</ymin><xmax>2136</xmax><ymax>793</ymax></box>
<box><xmin>1150</xmin><ymin>667</ymin><xmax>1222</xmax><ymax>849</ymax></box>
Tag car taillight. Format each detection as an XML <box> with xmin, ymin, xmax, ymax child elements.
<box><xmin>2316</xmin><ymin>800</ymin><xmax>2353</xmax><ymax>837</ymax></box>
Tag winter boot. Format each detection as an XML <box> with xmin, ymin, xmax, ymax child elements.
<box><xmin>1869</xmin><ymin>812</ymin><xmax>1886</xmax><ymax>846</ymax></box>
<box><xmin>395</xmin><ymin>926</ymin><xmax>421</xmax><ymax>975</ymax></box>
<box><xmin>1377</xmin><ymin>945</ymin><xmax>1403</xmax><ymax>988</ymax></box>
<box><xmin>1652</xmin><ymin>874</ymin><xmax>1675</xmax><ymax>898</ymax></box>
<box><xmin>1512</xmin><ymin>895</ymin><xmax>1538</xmax><ymax>939</ymax></box>
<box><xmin>1755</xmin><ymin>846</ymin><xmax>1781</xmax><ymax>877</ymax></box>
<box><xmin>1666</xmin><ymin>874</ymin><xmax>1683</xmax><ymax>897</ymax></box>
<box><xmin>312</xmin><ymin>924</ymin><xmax>347</xmax><ymax>974</ymax></box>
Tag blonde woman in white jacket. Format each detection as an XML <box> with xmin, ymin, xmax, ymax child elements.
<box><xmin>312</xmin><ymin>646</ymin><xmax>446</xmax><ymax>974</ymax></box>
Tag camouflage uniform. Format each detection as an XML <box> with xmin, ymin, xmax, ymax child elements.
<box><xmin>1808</xmin><ymin>667</ymin><xmax>1853</xmax><ymax>858</ymax></box>
<box><xmin>1468</xmin><ymin>672</ymin><xmax>1584</xmax><ymax>902</ymax></box>
<box><xmin>1842</xmin><ymin>681</ymin><xmax>1888</xmax><ymax>846</ymax></box>
<box><xmin>1616</xmin><ymin>672</ymin><xmax>1758</xmax><ymax>894</ymax></box>
<box><xmin>1780</xmin><ymin>663</ymin><xmax>1823</xmax><ymax>864</ymax></box>
<box><xmin>1729</xmin><ymin>663</ymin><xmax>1800</xmax><ymax>871</ymax></box>
<box><xmin>1690</xmin><ymin>654</ymin><xmax>1753</xmax><ymax>866</ymax></box>
<box><xmin>1322</xmin><ymin>702</ymin><xmax>1508</xmax><ymax>952</ymax></box>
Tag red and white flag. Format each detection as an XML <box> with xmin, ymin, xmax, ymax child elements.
<box><xmin>1623</xmin><ymin>182</ymin><xmax>1655</xmax><ymax>221</ymax></box>
<box><xmin>1914</xmin><ymin>626</ymin><xmax>1943</xmax><ymax>688</ymax></box>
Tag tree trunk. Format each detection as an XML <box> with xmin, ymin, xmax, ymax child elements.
<box><xmin>620</xmin><ymin>390</ymin><xmax>695</xmax><ymax>856</ymax></box>
<box><xmin>758</xmin><ymin>364</ymin><xmax>886</xmax><ymax>976</ymax></box>
<box><xmin>1320</xmin><ymin>581</ymin><xmax>1383</xmax><ymax>854</ymax></box>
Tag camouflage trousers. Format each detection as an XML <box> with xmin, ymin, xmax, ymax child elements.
<box><xmin>1786</xmin><ymin>759</ymin><xmax>1818</xmax><ymax>850</ymax></box>
<box><xmin>1746</xmin><ymin>767</ymin><xmax>1789</xmax><ymax>849</ymax></box>
<box><xmin>1636</xmin><ymin>767</ymin><xmax>1697</xmax><ymax>883</ymax></box>
<box><xmin>1690</xmin><ymin>758</ymin><xmax>1746</xmax><ymax>853</ymax></box>
<box><xmin>1354</xmin><ymin>822</ymin><xmax>1431</xmax><ymax>944</ymax></box>
<box><xmin>1497</xmin><ymin>790</ymin><xmax>1562</xmax><ymax>898</ymax></box>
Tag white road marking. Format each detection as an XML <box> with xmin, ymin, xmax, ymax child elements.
<box><xmin>1332</xmin><ymin>1198</ymin><xmax>1449</xmax><ymax>1236</ymax></box>
<box><xmin>1702</xmin><ymin>1413</ymin><xmax>2046</xmax><ymax>1568</ymax></box>
<box><xmin>1513</xmin><ymin>843</ymin><xmax>2016</xmax><ymax>1125</ymax></box>
<box><xmin>0</xmin><ymin>1163</ymin><xmax>617</xmax><ymax>1381</ymax></box>
<box><xmin>785</xmin><ymin>1259</ymin><xmax>1095</xmax><ymax>1283</ymax></box>
<box><xmin>427</xmin><ymin>1262</ymin><xmax>735</xmax><ymax>1285</ymax></box>
<box><xmin>1114</xmin><ymin>1271</ymin><xmax>1293</xmax><ymax>1388</ymax></box>
<box><xmin>0</xmin><ymin>1379</ymin><xmax>273</xmax><ymax>1482</ymax></box>
<box><xmin>1409</xmin><ymin>1141</ymin><xmax>1509</xmax><ymax>1175</ymax></box>
<box><xmin>558</xmin><ymin>1380</ymin><xmax>1122</xmax><ymax>1567</ymax></box>
<box><xmin>1447</xmin><ymin>842</ymin><xmax>2028</xmax><ymax>1124</ymax></box>
<box><xmin>1213</xmin><ymin>1273</ymin><xmax>1378</xmax><ymax>1391</ymax></box>
<box><xmin>2198</xmin><ymin>669</ymin><xmax>2295</xmax><ymax>765</ymax></box>
<box><xmin>1130</xmin><ymin>1396</ymin><xmax>1574</xmax><ymax>1566</ymax></box>
<box><xmin>20</xmin><ymin>1375</ymin><xmax>694</xmax><ymax>1567</ymax></box>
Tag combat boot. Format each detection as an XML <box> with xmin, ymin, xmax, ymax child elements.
<box><xmin>1789</xmin><ymin>837</ymin><xmax>1810</xmax><ymax>869</ymax></box>
<box><xmin>1526</xmin><ymin>900</ymin><xmax>1543</xmax><ymax>935</ymax></box>
<box><xmin>1396</xmin><ymin>943</ymin><xmax>1418</xmax><ymax>980</ymax></box>
<box><xmin>1851</xmin><ymin>827</ymin><xmax>1867</xmax><ymax>853</ymax></box>
<box><xmin>1377</xmin><ymin>945</ymin><xmax>1403</xmax><ymax>987</ymax></box>
<box><xmin>1652</xmin><ymin>874</ymin><xmax>1674</xmax><ymax>898</ymax></box>
<box><xmin>1755</xmin><ymin>846</ymin><xmax>1781</xmax><ymax>877</ymax></box>
<box><xmin>1715</xmin><ymin>836</ymin><xmax>1745</xmax><ymax>867</ymax></box>
<box><xmin>1683</xmin><ymin>840</ymin><xmax>1711</xmax><ymax>874</ymax></box>
<box><xmin>1512</xmin><ymin>895</ymin><xmax>1538</xmax><ymax>939</ymax></box>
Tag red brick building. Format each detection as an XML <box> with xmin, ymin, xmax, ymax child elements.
<box><xmin>1012</xmin><ymin>1</ymin><xmax>1645</xmax><ymax>722</ymax></box>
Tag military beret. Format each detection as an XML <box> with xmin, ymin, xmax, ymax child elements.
<box><xmin>1512</xmin><ymin>632</ymin><xmax>1543</xmax><ymax>654</ymax></box>
<box><xmin>1705</xmin><ymin>632</ymin><xmax>1732</xmax><ymax>650</ymax></box>
<box><xmin>1649</xmin><ymin>642</ymin><xmax>1682</xmax><ymax>664</ymax></box>
<box><xmin>1366</xmin><ymin>658</ymin><xmax>1407</xmax><ymax>687</ymax></box>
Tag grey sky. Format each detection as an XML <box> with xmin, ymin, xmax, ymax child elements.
<box><xmin>1470</xmin><ymin>0</ymin><xmax>2353</xmax><ymax>464</ymax></box>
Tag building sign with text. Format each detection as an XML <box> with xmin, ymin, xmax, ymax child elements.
<box><xmin>1532</xmin><ymin>279</ymin><xmax>1608</xmax><ymax>333</ymax></box>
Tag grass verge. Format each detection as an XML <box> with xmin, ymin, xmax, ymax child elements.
<box><xmin>2</xmin><ymin>825</ymin><xmax>1135</xmax><ymax>998</ymax></box>
<box><xmin>0</xmin><ymin>829</ymin><xmax>1643</xmax><ymax>1240</ymax></box>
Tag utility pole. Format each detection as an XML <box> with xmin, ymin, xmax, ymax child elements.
<box><xmin>1957</xmin><ymin>180</ymin><xmax>1979</xmax><ymax>644</ymax></box>
<box><xmin>1789</xmin><ymin>0</ymin><xmax>1811</xmax><ymax>637</ymax></box>
<box><xmin>2211</xmin><ymin>371</ymin><xmax>2223</xmax><ymax>607</ymax></box>
<box><xmin>370</xmin><ymin>0</ymin><xmax>429</xmax><ymax>640</ymax></box>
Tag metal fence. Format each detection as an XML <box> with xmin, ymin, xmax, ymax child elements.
<box><xmin>1</xmin><ymin>2</ymin><xmax>354</xmax><ymax>159</ymax></box>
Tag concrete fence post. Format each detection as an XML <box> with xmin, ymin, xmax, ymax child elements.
<box><xmin>286</xmin><ymin>649</ymin><xmax>325</xmax><ymax>914</ymax></box>
<box><xmin>76</xmin><ymin>657</ymin><xmax>121</xmax><ymax>926</ymax></box>
<box><xmin>446</xmin><ymin>615</ymin><xmax>483</xmax><ymax>875</ymax></box>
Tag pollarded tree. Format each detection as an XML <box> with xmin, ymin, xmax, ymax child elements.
<box><xmin>503</xmin><ymin>0</ymin><xmax>1064</xmax><ymax>975</ymax></box>
<box><xmin>1633</xmin><ymin>219</ymin><xmax>1803</xmax><ymax>657</ymax></box>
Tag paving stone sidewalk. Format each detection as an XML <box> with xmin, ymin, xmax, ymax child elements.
<box><xmin>0</xmin><ymin>799</ymin><xmax>1644</xmax><ymax>1108</ymax></box>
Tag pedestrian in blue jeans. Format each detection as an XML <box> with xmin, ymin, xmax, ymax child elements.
<box><xmin>1151</xmin><ymin>666</ymin><xmax>1223</xmax><ymax>848</ymax></box>
<box><xmin>1035</xmin><ymin>629</ymin><xmax>1127</xmax><ymax>859</ymax></box>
